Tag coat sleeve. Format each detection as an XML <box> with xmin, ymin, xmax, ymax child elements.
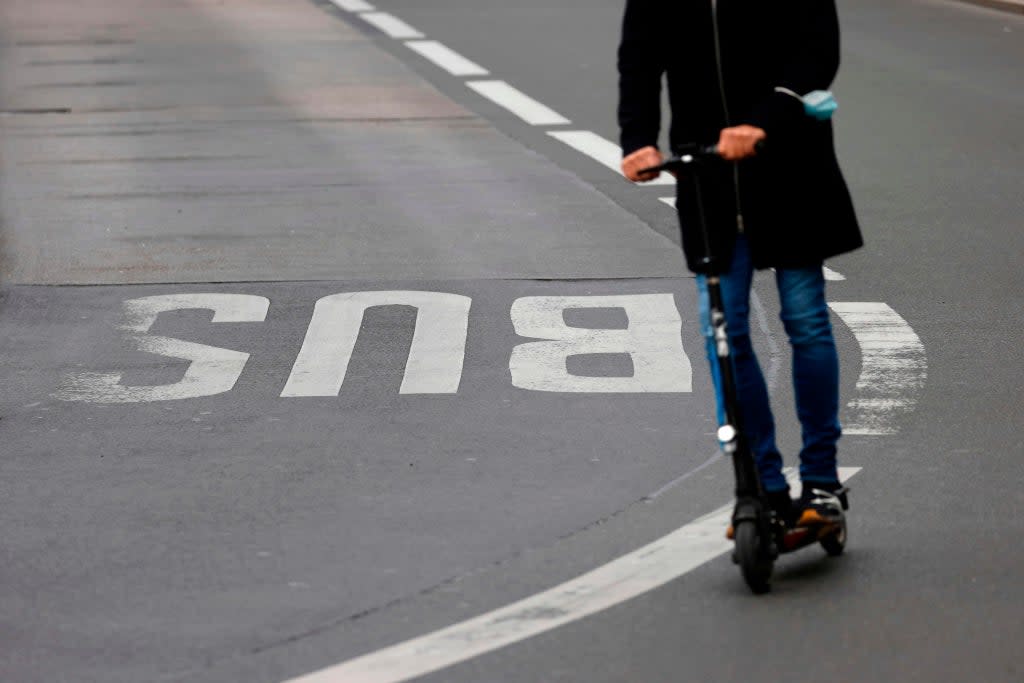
<box><xmin>617</xmin><ymin>0</ymin><xmax>665</xmax><ymax>156</ymax></box>
<box><xmin>744</xmin><ymin>0</ymin><xmax>841</xmax><ymax>137</ymax></box>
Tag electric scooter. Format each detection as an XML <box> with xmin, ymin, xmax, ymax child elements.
<box><xmin>642</xmin><ymin>146</ymin><xmax>848</xmax><ymax>594</ymax></box>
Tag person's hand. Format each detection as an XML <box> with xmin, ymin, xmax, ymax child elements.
<box><xmin>621</xmin><ymin>146</ymin><xmax>663</xmax><ymax>182</ymax></box>
<box><xmin>717</xmin><ymin>125</ymin><xmax>766</xmax><ymax>161</ymax></box>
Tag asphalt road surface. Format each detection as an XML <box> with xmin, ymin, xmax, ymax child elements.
<box><xmin>0</xmin><ymin>1</ymin><xmax>1022</xmax><ymax>681</ymax></box>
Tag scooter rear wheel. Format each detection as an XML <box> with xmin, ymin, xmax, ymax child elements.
<box><xmin>734</xmin><ymin>520</ymin><xmax>773</xmax><ymax>594</ymax></box>
<box><xmin>819</xmin><ymin>517</ymin><xmax>847</xmax><ymax>557</ymax></box>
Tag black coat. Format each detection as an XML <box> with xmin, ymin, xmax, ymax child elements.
<box><xmin>618</xmin><ymin>0</ymin><xmax>863</xmax><ymax>274</ymax></box>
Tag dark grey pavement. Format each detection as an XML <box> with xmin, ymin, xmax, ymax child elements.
<box><xmin>1</xmin><ymin>0</ymin><xmax>1022</xmax><ymax>682</ymax></box>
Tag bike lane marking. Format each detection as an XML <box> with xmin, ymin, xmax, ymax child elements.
<box><xmin>284</xmin><ymin>468</ymin><xmax>860</xmax><ymax>683</ymax></box>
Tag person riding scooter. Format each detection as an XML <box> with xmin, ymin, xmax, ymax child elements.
<box><xmin>618</xmin><ymin>0</ymin><xmax>863</xmax><ymax>527</ymax></box>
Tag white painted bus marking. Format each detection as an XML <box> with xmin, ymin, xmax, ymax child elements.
<box><xmin>359</xmin><ymin>12</ymin><xmax>424</xmax><ymax>39</ymax></box>
<box><xmin>55</xmin><ymin>294</ymin><xmax>269</xmax><ymax>404</ymax></box>
<box><xmin>283</xmin><ymin>468</ymin><xmax>860</xmax><ymax>683</ymax></box>
<box><xmin>509</xmin><ymin>294</ymin><xmax>691</xmax><ymax>393</ymax></box>
<box><xmin>282</xmin><ymin>291</ymin><xmax>471</xmax><ymax>397</ymax></box>
<box><xmin>466</xmin><ymin>80</ymin><xmax>570</xmax><ymax>126</ymax></box>
<box><xmin>405</xmin><ymin>41</ymin><xmax>488</xmax><ymax>77</ymax></box>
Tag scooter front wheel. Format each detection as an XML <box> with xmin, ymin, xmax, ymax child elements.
<box><xmin>734</xmin><ymin>520</ymin><xmax>773</xmax><ymax>594</ymax></box>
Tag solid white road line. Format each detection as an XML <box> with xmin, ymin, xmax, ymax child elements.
<box><xmin>405</xmin><ymin>41</ymin><xmax>488</xmax><ymax>77</ymax></box>
<box><xmin>549</xmin><ymin>131</ymin><xmax>673</xmax><ymax>185</ymax></box>
<box><xmin>658</xmin><ymin>197</ymin><xmax>847</xmax><ymax>281</ymax></box>
<box><xmin>283</xmin><ymin>468</ymin><xmax>860</xmax><ymax>683</ymax></box>
<box><xmin>359</xmin><ymin>12</ymin><xmax>424</xmax><ymax>39</ymax></box>
<box><xmin>466</xmin><ymin>80</ymin><xmax>570</xmax><ymax>126</ymax></box>
<box><xmin>829</xmin><ymin>302</ymin><xmax>927</xmax><ymax>436</ymax></box>
<box><xmin>329</xmin><ymin>0</ymin><xmax>374</xmax><ymax>12</ymax></box>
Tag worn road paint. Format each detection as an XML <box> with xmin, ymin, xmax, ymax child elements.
<box><xmin>359</xmin><ymin>12</ymin><xmax>424</xmax><ymax>39</ymax></box>
<box><xmin>829</xmin><ymin>302</ymin><xmax>926</xmax><ymax>435</ymax></box>
<box><xmin>55</xmin><ymin>294</ymin><xmax>269</xmax><ymax>403</ymax></box>
<box><xmin>283</xmin><ymin>468</ymin><xmax>860</xmax><ymax>683</ymax></box>
<box><xmin>509</xmin><ymin>294</ymin><xmax>691</xmax><ymax>393</ymax></box>
<box><xmin>405</xmin><ymin>41</ymin><xmax>488</xmax><ymax>77</ymax></box>
<box><xmin>466</xmin><ymin>80</ymin><xmax>570</xmax><ymax>126</ymax></box>
<box><xmin>282</xmin><ymin>291</ymin><xmax>471</xmax><ymax>397</ymax></box>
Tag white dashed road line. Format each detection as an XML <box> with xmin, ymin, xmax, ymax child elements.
<box><xmin>405</xmin><ymin>40</ymin><xmax>488</xmax><ymax>77</ymax></box>
<box><xmin>359</xmin><ymin>12</ymin><xmax>424</xmax><ymax>39</ymax></box>
<box><xmin>466</xmin><ymin>80</ymin><xmax>571</xmax><ymax>126</ymax></box>
<box><xmin>284</xmin><ymin>468</ymin><xmax>860</xmax><ymax>683</ymax></box>
<box><xmin>329</xmin><ymin>0</ymin><xmax>374</xmax><ymax>12</ymax></box>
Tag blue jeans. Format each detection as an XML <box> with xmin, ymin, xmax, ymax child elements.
<box><xmin>696</xmin><ymin>236</ymin><xmax>841</xmax><ymax>492</ymax></box>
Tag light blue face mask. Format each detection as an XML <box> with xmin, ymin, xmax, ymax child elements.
<box><xmin>774</xmin><ymin>87</ymin><xmax>839</xmax><ymax>121</ymax></box>
<box><xmin>801</xmin><ymin>90</ymin><xmax>839</xmax><ymax>121</ymax></box>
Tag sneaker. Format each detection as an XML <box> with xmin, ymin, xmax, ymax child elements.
<box><xmin>795</xmin><ymin>482</ymin><xmax>848</xmax><ymax>527</ymax></box>
<box><xmin>726</xmin><ymin>489</ymin><xmax>795</xmax><ymax>539</ymax></box>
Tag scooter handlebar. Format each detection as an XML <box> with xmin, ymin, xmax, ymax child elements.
<box><xmin>637</xmin><ymin>140</ymin><xmax>766</xmax><ymax>176</ymax></box>
<box><xmin>637</xmin><ymin>145</ymin><xmax>721</xmax><ymax>176</ymax></box>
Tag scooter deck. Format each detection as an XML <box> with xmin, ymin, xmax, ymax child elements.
<box><xmin>779</xmin><ymin>520</ymin><xmax>843</xmax><ymax>554</ymax></box>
